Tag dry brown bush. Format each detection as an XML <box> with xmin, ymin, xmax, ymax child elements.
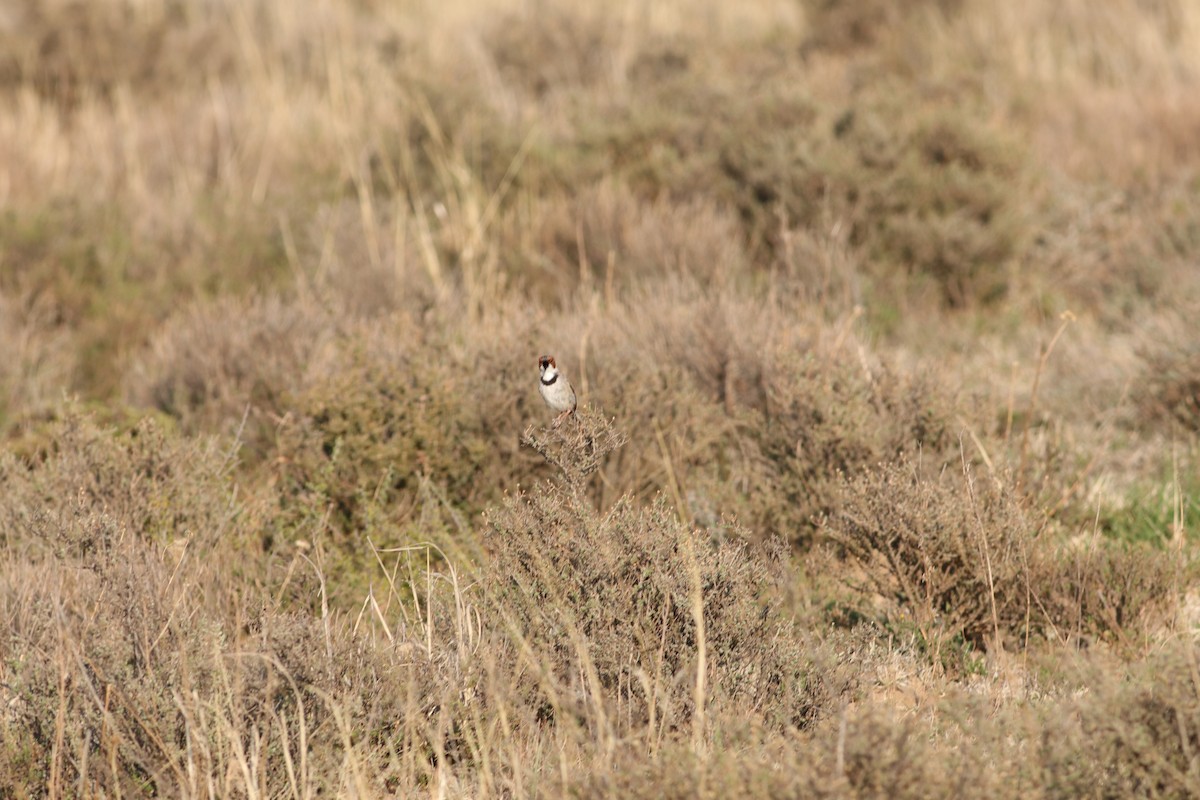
<box><xmin>826</xmin><ymin>458</ymin><xmax>1186</xmax><ymax>661</ymax></box>
<box><xmin>0</xmin><ymin>410</ymin><xmax>239</xmax><ymax>557</ymax></box>
<box><xmin>0</xmin><ymin>0</ymin><xmax>236</xmax><ymax>105</ymax></box>
<box><xmin>569</xmin><ymin>705</ymin><xmax>997</xmax><ymax>799</ymax></box>
<box><xmin>481</xmin><ymin>5</ymin><xmax>624</xmax><ymax>100</ymax></box>
<box><xmin>0</xmin><ymin>289</ymin><xmax>76</xmax><ymax>424</ymax></box>
<box><xmin>503</xmin><ymin>181</ymin><xmax>749</xmax><ymax>303</ymax></box>
<box><xmin>1137</xmin><ymin>337</ymin><xmax>1200</xmax><ymax>434</ymax></box>
<box><xmin>270</xmin><ymin>349</ymin><xmax>496</xmax><ymax>548</ymax></box>
<box><xmin>0</xmin><ymin>408</ymin><xmax>453</xmax><ymax>796</ymax></box>
<box><xmin>534</xmin><ymin>63</ymin><xmax>1031</xmax><ymax>307</ymax></box>
<box><xmin>0</xmin><ymin>510</ymin><xmax>441</xmax><ymax>796</ymax></box>
<box><xmin>484</xmin><ymin>412</ymin><xmax>831</xmax><ymax>739</ymax></box>
<box><xmin>0</xmin><ymin>200</ymin><xmax>291</xmax><ymax>400</ymax></box>
<box><xmin>258</xmin><ymin>312</ymin><xmax>543</xmax><ymax>602</ymax></box>
<box><xmin>564</xmin><ymin>641</ymin><xmax>1200</xmax><ymax>799</ymax></box>
<box><xmin>815</xmin><ymin>98</ymin><xmax>1029</xmax><ymax>308</ymax></box>
<box><xmin>175</xmin><ymin>277</ymin><xmax>960</xmax><ymax>581</ymax></box>
<box><xmin>555</xmin><ymin>280</ymin><xmax>957</xmax><ymax>544</ymax></box>
<box><xmin>1040</xmin><ymin>538</ymin><xmax>1182</xmax><ymax>652</ymax></box>
<box><xmin>125</xmin><ymin>293</ymin><xmax>336</xmax><ymax>440</ymax></box>
<box><xmin>825</xmin><ymin>460</ymin><xmax>1036</xmax><ymax>655</ymax></box>
<box><xmin>746</xmin><ymin>362</ymin><xmax>957</xmax><ymax>545</ymax></box>
<box><xmin>800</xmin><ymin>0</ymin><xmax>965</xmax><ymax>53</ymax></box>
<box><xmin>1029</xmin><ymin>644</ymin><xmax>1200</xmax><ymax>798</ymax></box>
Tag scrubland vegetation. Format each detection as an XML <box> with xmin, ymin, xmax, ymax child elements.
<box><xmin>2</xmin><ymin>0</ymin><xmax>1200</xmax><ymax>795</ymax></box>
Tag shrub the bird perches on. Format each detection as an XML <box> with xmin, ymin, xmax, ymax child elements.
<box><xmin>520</xmin><ymin>409</ymin><xmax>627</xmax><ymax>489</ymax></box>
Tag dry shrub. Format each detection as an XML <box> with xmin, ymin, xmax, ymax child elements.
<box><xmin>0</xmin><ymin>200</ymin><xmax>291</xmax><ymax>400</ymax></box>
<box><xmin>1</xmin><ymin>525</ymin><xmax>222</xmax><ymax>796</ymax></box>
<box><xmin>563</xmin><ymin>279</ymin><xmax>955</xmax><ymax>544</ymax></box>
<box><xmin>0</xmin><ymin>0</ymin><xmax>235</xmax><ymax>106</ymax></box>
<box><xmin>800</xmin><ymin>0</ymin><xmax>964</xmax><ymax>53</ymax></box>
<box><xmin>0</xmin><ymin>408</ymin><xmax>442</xmax><ymax>795</ymax></box>
<box><xmin>505</xmin><ymin>181</ymin><xmax>749</xmax><ymax>303</ymax></box>
<box><xmin>1029</xmin><ymin>186</ymin><xmax>1168</xmax><ymax>320</ymax></box>
<box><xmin>6</xmin><ymin>0</ymin><xmax>1200</xmax><ymax>791</ymax></box>
<box><xmin>570</xmin><ymin>704</ymin><xmax>993</xmax><ymax>799</ymax></box>
<box><xmin>0</xmin><ymin>409</ymin><xmax>238</xmax><ymax>556</ymax></box>
<box><xmin>519</xmin><ymin>410</ymin><xmax>628</xmax><ymax>487</ymax></box>
<box><xmin>1137</xmin><ymin>337</ymin><xmax>1200</xmax><ymax>433</ymax></box>
<box><xmin>1032</xmin><ymin>644</ymin><xmax>1200</xmax><ymax>798</ymax></box>
<box><xmin>826</xmin><ymin>458</ymin><xmax>1185</xmax><ymax>660</ymax></box>
<box><xmin>126</xmin><ymin>293</ymin><xmax>335</xmax><ymax>438</ymax></box>
<box><xmin>825</xmin><ymin>460</ymin><xmax>1035</xmax><ymax>655</ymax></box>
<box><xmin>823</xmin><ymin>102</ymin><xmax>1028</xmax><ymax>308</ymax></box>
<box><xmin>946</xmin><ymin>0</ymin><xmax>1200</xmax><ymax>91</ymax></box>
<box><xmin>568</xmin><ymin>640</ymin><xmax>1200</xmax><ymax>799</ymax></box>
<box><xmin>0</xmin><ymin>289</ymin><xmax>76</xmax><ymax>425</ymax></box>
<box><xmin>297</xmin><ymin>200</ymin><xmax>437</xmax><ymax>317</ymax></box>
<box><xmin>683</xmin><ymin>80</ymin><xmax>820</xmax><ymax>257</ymax></box>
<box><xmin>1040</xmin><ymin>538</ymin><xmax>1182</xmax><ymax>651</ymax></box>
<box><xmin>0</xmin><ymin>203</ymin><xmax>127</xmax><ymax>330</ymax></box>
<box><xmin>588</xmin><ymin>73</ymin><xmax>1029</xmax><ymax>307</ymax></box>
<box><xmin>481</xmin><ymin>5</ymin><xmax>622</xmax><ymax>99</ymax></box>
<box><xmin>496</xmin><ymin>69</ymin><xmax>822</xmax><ymax>268</ymax></box>
<box><xmin>0</xmin><ymin>509</ymin><xmax>428</xmax><ymax>796</ymax></box>
<box><xmin>794</xmin><ymin>701</ymin><xmax>996</xmax><ymax>798</ymax></box>
<box><xmin>560</xmin><ymin>60</ymin><xmax>1027</xmax><ymax>308</ymax></box>
<box><xmin>267</xmin><ymin>332</ymin><xmax>522</xmax><ymax>599</ymax></box>
<box><xmin>483</xmin><ymin>413</ymin><xmax>825</xmax><ymax>738</ymax></box>
<box><xmin>775</xmin><ymin>225</ymin><xmax>866</xmax><ymax>309</ymax></box>
<box><xmin>1030</xmin><ymin>176</ymin><xmax>1200</xmax><ymax>324</ymax></box>
<box><xmin>274</xmin><ymin>350</ymin><xmax>489</xmax><ymax>520</ymax></box>
<box><xmin>747</xmin><ymin>363</ymin><xmax>956</xmax><ymax>545</ymax></box>
<box><xmin>600</xmin><ymin>280</ymin><xmax>782</xmax><ymax>413</ymax></box>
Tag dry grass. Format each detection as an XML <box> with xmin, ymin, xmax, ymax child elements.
<box><xmin>2</xmin><ymin>0</ymin><xmax>1200</xmax><ymax>795</ymax></box>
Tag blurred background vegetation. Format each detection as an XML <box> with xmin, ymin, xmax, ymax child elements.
<box><xmin>2</xmin><ymin>0</ymin><xmax>1200</xmax><ymax>795</ymax></box>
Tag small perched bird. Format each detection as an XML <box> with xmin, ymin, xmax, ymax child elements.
<box><xmin>538</xmin><ymin>355</ymin><xmax>577</xmax><ymax>427</ymax></box>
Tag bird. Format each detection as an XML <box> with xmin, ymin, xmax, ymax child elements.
<box><xmin>538</xmin><ymin>355</ymin><xmax>577</xmax><ymax>427</ymax></box>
